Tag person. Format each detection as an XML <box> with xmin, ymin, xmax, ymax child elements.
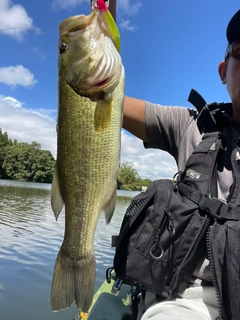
<box><xmin>121</xmin><ymin>9</ymin><xmax>240</xmax><ymax>320</ymax></box>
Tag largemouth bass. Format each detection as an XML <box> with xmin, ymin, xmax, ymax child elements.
<box><xmin>50</xmin><ymin>5</ymin><xmax>125</xmax><ymax>313</ymax></box>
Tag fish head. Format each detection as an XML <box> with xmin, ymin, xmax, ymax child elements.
<box><xmin>58</xmin><ymin>9</ymin><xmax>123</xmax><ymax>101</ymax></box>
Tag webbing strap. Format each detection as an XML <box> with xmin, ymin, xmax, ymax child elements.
<box><xmin>188</xmin><ymin>89</ymin><xmax>207</xmax><ymax>113</ymax></box>
<box><xmin>188</xmin><ymin>89</ymin><xmax>232</xmax><ymax>133</ymax></box>
<box><xmin>183</xmin><ymin>90</ymin><xmax>240</xmax><ymax>220</ymax></box>
<box><xmin>192</xmin><ymin>131</ymin><xmax>221</xmax><ymax>153</ymax></box>
<box><xmin>178</xmin><ymin>181</ymin><xmax>240</xmax><ymax>221</ymax></box>
<box><xmin>181</xmin><ymin>132</ymin><xmax>223</xmax><ymax>198</ymax></box>
<box><xmin>188</xmin><ymin>89</ymin><xmax>218</xmax><ymax>132</ymax></box>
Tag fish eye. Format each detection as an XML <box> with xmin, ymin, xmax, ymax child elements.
<box><xmin>59</xmin><ymin>43</ymin><xmax>68</xmax><ymax>54</ymax></box>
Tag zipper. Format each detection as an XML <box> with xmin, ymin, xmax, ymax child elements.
<box><xmin>166</xmin><ymin>210</ymin><xmax>176</xmax><ymax>237</ymax></box>
<box><xmin>147</xmin><ymin>206</ymin><xmax>176</xmax><ymax>259</ymax></box>
<box><xmin>146</xmin><ymin>186</ymin><xmax>174</xmax><ymax>257</ymax></box>
<box><xmin>148</xmin><ymin>213</ymin><xmax>167</xmax><ymax>259</ymax></box>
<box><xmin>168</xmin><ymin>215</ymin><xmax>211</xmax><ymax>295</ymax></box>
<box><xmin>206</xmin><ymin>226</ymin><xmax>223</xmax><ymax>320</ymax></box>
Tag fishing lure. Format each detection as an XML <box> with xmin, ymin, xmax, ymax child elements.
<box><xmin>92</xmin><ymin>0</ymin><xmax>120</xmax><ymax>52</ymax></box>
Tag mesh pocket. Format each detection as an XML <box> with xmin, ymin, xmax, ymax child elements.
<box><xmin>118</xmin><ymin>197</ymin><xmax>150</xmax><ymax>245</ymax></box>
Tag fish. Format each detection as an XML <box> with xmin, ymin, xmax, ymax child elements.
<box><xmin>50</xmin><ymin>3</ymin><xmax>125</xmax><ymax>313</ymax></box>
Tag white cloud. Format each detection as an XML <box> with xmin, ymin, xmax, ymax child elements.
<box><xmin>0</xmin><ymin>65</ymin><xmax>37</xmax><ymax>88</ymax></box>
<box><xmin>118</xmin><ymin>0</ymin><xmax>142</xmax><ymax>32</ymax></box>
<box><xmin>32</xmin><ymin>47</ymin><xmax>46</xmax><ymax>61</ymax></box>
<box><xmin>0</xmin><ymin>95</ymin><xmax>177</xmax><ymax>180</ymax></box>
<box><xmin>119</xmin><ymin>19</ymin><xmax>137</xmax><ymax>32</ymax></box>
<box><xmin>52</xmin><ymin>0</ymin><xmax>88</xmax><ymax>10</ymax></box>
<box><xmin>118</xmin><ymin>0</ymin><xmax>142</xmax><ymax>16</ymax></box>
<box><xmin>3</xmin><ymin>96</ymin><xmax>22</xmax><ymax>108</ymax></box>
<box><xmin>121</xmin><ymin>130</ymin><xmax>177</xmax><ymax>180</ymax></box>
<box><xmin>0</xmin><ymin>96</ymin><xmax>57</xmax><ymax>158</ymax></box>
<box><xmin>0</xmin><ymin>0</ymin><xmax>37</xmax><ymax>41</ymax></box>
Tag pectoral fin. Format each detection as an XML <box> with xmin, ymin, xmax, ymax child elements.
<box><xmin>51</xmin><ymin>165</ymin><xmax>64</xmax><ymax>220</ymax></box>
<box><xmin>94</xmin><ymin>96</ymin><xmax>112</xmax><ymax>132</ymax></box>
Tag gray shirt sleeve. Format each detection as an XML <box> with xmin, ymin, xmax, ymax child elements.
<box><xmin>144</xmin><ymin>101</ymin><xmax>203</xmax><ymax>171</ymax></box>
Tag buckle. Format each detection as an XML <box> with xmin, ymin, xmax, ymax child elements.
<box><xmin>199</xmin><ymin>195</ymin><xmax>226</xmax><ymax>219</ymax></box>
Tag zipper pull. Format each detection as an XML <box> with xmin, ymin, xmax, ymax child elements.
<box><xmin>150</xmin><ymin>229</ymin><xmax>164</xmax><ymax>260</ymax></box>
<box><xmin>166</xmin><ymin>210</ymin><xmax>175</xmax><ymax>237</ymax></box>
<box><xmin>154</xmin><ymin>229</ymin><xmax>161</xmax><ymax>243</ymax></box>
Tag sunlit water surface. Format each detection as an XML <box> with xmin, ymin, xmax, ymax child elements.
<box><xmin>0</xmin><ymin>180</ymin><xmax>138</xmax><ymax>319</ymax></box>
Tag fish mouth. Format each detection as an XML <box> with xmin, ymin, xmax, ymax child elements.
<box><xmin>61</xmin><ymin>10</ymin><xmax>123</xmax><ymax>100</ymax></box>
<box><xmin>69</xmin><ymin>74</ymin><xmax>116</xmax><ymax>100</ymax></box>
<box><xmin>90</xmin><ymin>75</ymin><xmax>113</xmax><ymax>88</ymax></box>
<box><xmin>69</xmin><ymin>59</ymin><xmax>122</xmax><ymax>100</ymax></box>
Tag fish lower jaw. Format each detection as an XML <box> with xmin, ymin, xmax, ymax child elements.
<box><xmin>70</xmin><ymin>77</ymin><xmax>116</xmax><ymax>101</ymax></box>
<box><xmin>90</xmin><ymin>75</ymin><xmax>113</xmax><ymax>87</ymax></box>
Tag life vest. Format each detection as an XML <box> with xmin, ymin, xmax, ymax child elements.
<box><xmin>111</xmin><ymin>89</ymin><xmax>240</xmax><ymax>320</ymax></box>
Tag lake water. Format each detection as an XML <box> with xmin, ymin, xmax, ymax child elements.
<box><xmin>0</xmin><ymin>180</ymin><xmax>139</xmax><ymax>320</ymax></box>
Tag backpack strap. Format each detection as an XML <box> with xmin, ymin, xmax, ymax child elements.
<box><xmin>179</xmin><ymin>131</ymin><xmax>223</xmax><ymax>196</ymax></box>
<box><xmin>177</xmin><ymin>128</ymin><xmax>240</xmax><ymax>220</ymax></box>
<box><xmin>188</xmin><ymin>89</ymin><xmax>232</xmax><ymax>133</ymax></box>
<box><xmin>184</xmin><ymin>89</ymin><xmax>240</xmax><ymax>220</ymax></box>
<box><xmin>177</xmin><ymin>181</ymin><xmax>240</xmax><ymax>221</ymax></box>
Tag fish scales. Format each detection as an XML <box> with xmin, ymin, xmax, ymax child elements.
<box><xmin>50</xmin><ymin>7</ymin><xmax>124</xmax><ymax>313</ymax></box>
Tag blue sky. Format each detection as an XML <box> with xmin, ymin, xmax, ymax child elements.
<box><xmin>0</xmin><ymin>0</ymin><xmax>239</xmax><ymax>181</ymax></box>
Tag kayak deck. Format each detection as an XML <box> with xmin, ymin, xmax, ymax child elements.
<box><xmin>87</xmin><ymin>279</ymin><xmax>133</xmax><ymax>320</ymax></box>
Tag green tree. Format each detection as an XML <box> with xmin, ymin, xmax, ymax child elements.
<box><xmin>3</xmin><ymin>142</ymin><xmax>55</xmax><ymax>183</ymax></box>
<box><xmin>117</xmin><ymin>162</ymin><xmax>141</xmax><ymax>190</ymax></box>
<box><xmin>30</xmin><ymin>149</ymin><xmax>55</xmax><ymax>182</ymax></box>
<box><xmin>141</xmin><ymin>178</ymin><xmax>152</xmax><ymax>188</ymax></box>
<box><xmin>0</xmin><ymin>128</ymin><xmax>12</xmax><ymax>179</ymax></box>
<box><xmin>117</xmin><ymin>162</ymin><xmax>153</xmax><ymax>191</ymax></box>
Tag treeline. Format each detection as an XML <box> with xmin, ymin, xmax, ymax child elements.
<box><xmin>0</xmin><ymin>128</ymin><xmax>55</xmax><ymax>183</ymax></box>
<box><xmin>0</xmin><ymin>129</ymin><xmax>152</xmax><ymax>189</ymax></box>
<box><xmin>117</xmin><ymin>162</ymin><xmax>152</xmax><ymax>191</ymax></box>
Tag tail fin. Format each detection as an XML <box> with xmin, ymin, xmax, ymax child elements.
<box><xmin>51</xmin><ymin>246</ymin><xmax>96</xmax><ymax>312</ymax></box>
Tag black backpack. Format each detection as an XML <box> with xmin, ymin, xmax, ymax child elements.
<box><xmin>111</xmin><ymin>90</ymin><xmax>240</xmax><ymax>320</ymax></box>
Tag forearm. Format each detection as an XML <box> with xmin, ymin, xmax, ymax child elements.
<box><xmin>122</xmin><ymin>96</ymin><xmax>148</xmax><ymax>142</ymax></box>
